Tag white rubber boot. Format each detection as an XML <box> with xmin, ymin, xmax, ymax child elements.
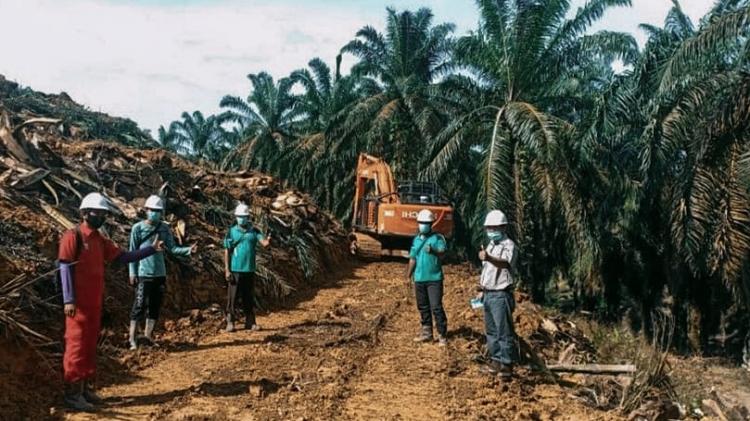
<box><xmin>144</xmin><ymin>318</ymin><xmax>157</xmax><ymax>346</ymax></box>
<box><xmin>128</xmin><ymin>320</ymin><xmax>138</xmax><ymax>350</ymax></box>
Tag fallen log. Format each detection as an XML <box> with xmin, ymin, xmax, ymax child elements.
<box><xmin>547</xmin><ymin>363</ymin><xmax>636</xmax><ymax>374</ymax></box>
<box><xmin>10</xmin><ymin>168</ymin><xmax>49</xmax><ymax>189</ymax></box>
<box><xmin>39</xmin><ymin>200</ymin><xmax>75</xmax><ymax>229</ymax></box>
<box><xmin>0</xmin><ymin>112</ymin><xmax>37</xmax><ymax>166</ymax></box>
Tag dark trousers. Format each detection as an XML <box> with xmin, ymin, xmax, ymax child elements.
<box><xmin>483</xmin><ymin>290</ymin><xmax>517</xmax><ymax>365</ymax></box>
<box><xmin>414</xmin><ymin>281</ymin><xmax>447</xmax><ymax>336</ymax></box>
<box><xmin>130</xmin><ymin>276</ymin><xmax>166</xmax><ymax>321</ymax></box>
<box><xmin>227</xmin><ymin>272</ymin><xmax>256</xmax><ymax>325</ymax></box>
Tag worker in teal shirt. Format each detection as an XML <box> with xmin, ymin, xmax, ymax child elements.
<box><xmin>223</xmin><ymin>203</ymin><xmax>271</xmax><ymax>332</ymax></box>
<box><xmin>407</xmin><ymin>209</ymin><xmax>448</xmax><ymax>346</ymax></box>
<box><xmin>127</xmin><ymin>195</ymin><xmax>196</xmax><ymax>350</ymax></box>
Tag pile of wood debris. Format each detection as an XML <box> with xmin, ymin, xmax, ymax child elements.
<box><xmin>0</xmin><ymin>80</ymin><xmax>348</xmax><ymax>355</ymax></box>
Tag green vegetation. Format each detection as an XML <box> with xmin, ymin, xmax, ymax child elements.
<box><xmin>157</xmin><ymin>0</ymin><xmax>750</xmax><ymax>354</ymax></box>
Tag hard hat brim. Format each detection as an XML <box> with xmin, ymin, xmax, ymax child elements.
<box><xmin>80</xmin><ymin>204</ymin><xmax>110</xmax><ymax>211</ymax></box>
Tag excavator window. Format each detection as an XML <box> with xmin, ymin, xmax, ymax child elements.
<box><xmin>364</xmin><ymin>179</ymin><xmax>377</xmax><ymax>198</ymax></box>
<box><xmin>397</xmin><ymin>181</ymin><xmax>450</xmax><ymax>205</ymax></box>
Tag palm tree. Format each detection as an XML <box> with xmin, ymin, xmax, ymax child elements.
<box><xmin>339</xmin><ymin>7</ymin><xmax>455</xmax><ymax>178</ymax></box>
<box><xmin>585</xmin><ymin>0</ymin><xmax>750</xmax><ymax>347</ymax></box>
<box><xmin>426</xmin><ymin>0</ymin><xmax>637</xmax><ymax>302</ymax></box>
<box><xmin>281</xmin><ymin>55</ymin><xmax>362</xmax><ymax>218</ymax></box>
<box><xmin>165</xmin><ymin>111</ymin><xmax>232</xmax><ymax>162</ymax></box>
<box><xmin>219</xmin><ymin>72</ymin><xmax>302</xmax><ymax>172</ymax></box>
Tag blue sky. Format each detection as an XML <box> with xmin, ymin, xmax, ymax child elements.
<box><xmin>0</xmin><ymin>0</ymin><xmax>712</xmax><ymax>135</ymax></box>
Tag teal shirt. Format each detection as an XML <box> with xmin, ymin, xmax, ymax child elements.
<box><xmin>409</xmin><ymin>233</ymin><xmax>447</xmax><ymax>282</ymax></box>
<box><xmin>224</xmin><ymin>225</ymin><xmax>265</xmax><ymax>273</ymax></box>
<box><xmin>128</xmin><ymin>220</ymin><xmax>192</xmax><ymax>278</ymax></box>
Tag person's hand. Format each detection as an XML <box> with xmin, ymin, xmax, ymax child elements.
<box><xmin>153</xmin><ymin>238</ymin><xmax>165</xmax><ymax>252</ymax></box>
<box><xmin>425</xmin><ymin>244</ymin><xmax>432</xmax><ymax>254</ymax></box>
<box><xmin>190</xmin><ymin>244</ymin><xmax>198</xmax><ymax>254</ymax></box>
<box><xmin>225</xmin><ymin>270</ymin><xmax>231</xmax><ymax>282</ymax></box>
<box><xmin>478</xmin><ymin>249</ymin><xmax>487</xmax><ymax>261</ymax></box>
<box><xmin>64</xmin><ymin>303</ymin><xmax>76</xmax><ymax>318</ymax></box>
<box><xmin>266</xmin><ymin>234</ymin><xmax>272</xmax><ymax>244</ymax></box>
<box><xmin>129</xmin><ymin>276</ymin><xmax>137</xmax><ymax>286</ymax></box>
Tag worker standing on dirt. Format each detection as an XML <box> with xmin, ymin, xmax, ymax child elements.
<box><xmin>127</xmin><ymin>195</ymin><xmax>197</xmax><ymax>350</ymax></box>
<box><xmin>59</xmin><ymin>192</ymin><xmax>164</xmax><ymax>412</ymax></box>
<box><xmin>407</xmin><ymin>209</ymin><xmax>449</xmax><ymax>346</ymax></box>
<box><xmin>223</xmin><ymin>203</ymin><xmax>271</xmax><ymax>332</ymax></box>
<box><xmin>478</xmin><ymin>210</ymin><xmax>517</xmax><ymax>380</ymax></box>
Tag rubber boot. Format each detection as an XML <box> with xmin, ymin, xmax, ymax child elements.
<box><xmin>64</xmin><ymin>382</ymin><xmax>95</xmax><ymax>412</ymax></box>
<box><xmin>413</xmin><ymin>326</ymin><xmax>433</xmax><ymax>343</ymax></box>
<box><xmin>244</xmin><ymin>313</ymin><xmax>258</xmax><ymax>331</ymax></box>
<box><xmin>144</xmin><ymin>318</ymin><xmax>157</xmax><ymax>346</ymax></box>
<box><xmin>225</xmin><ymin>314</ymin><xmax>235</xmax><ymax>332</ymax></box>
<box><xmin>480</xmin><ymin>360</ymin><xmax>502</xmax><ymax>375</ymax></box>
<box><xmin>128</xmin><ymin>320</ymin><xmax>138</xmax><ymax>350</ymax></box>
<box><xmin>498</xmin><ymin>364</ymin><xmax>513</xmax><ymax>381</ymax></box>
<box><xmin>83</xmin><ymin>380</ymin><xmax>103</xmax><ymax>404</ymax></box>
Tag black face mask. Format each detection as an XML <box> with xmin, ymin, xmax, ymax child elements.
<box><xmin>85</xmin><ymin>214</ymin><xmax>106</xmax><ymax>229</ymax></box>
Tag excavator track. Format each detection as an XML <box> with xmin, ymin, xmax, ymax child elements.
<box><xmin>350</xmin><ymin>232</ymin><xmax>383</xmax><ymax>260</ymax></box>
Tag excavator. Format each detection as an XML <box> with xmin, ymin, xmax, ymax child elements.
<box><xmin>350</xmin><ymin>153</ymin><xmax>454</xmax><ymax>259</ymax></box>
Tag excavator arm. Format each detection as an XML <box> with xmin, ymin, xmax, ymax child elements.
<box><xmin>352</xmin><ymin>153</ymin><xmax>399</xmax><ymax>228</ymax></box>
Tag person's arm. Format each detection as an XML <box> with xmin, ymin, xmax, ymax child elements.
<box><xmin>430</xmin><ymin>236</ymin><xmax>447</xmax><ymax>257</ymax></box>
<box><xmin>258</xmin><ymin>232</ymin><xmax>271</xmax><ymax>248</ymax></box>
<box><xmin>407</xmin><ymin>258</ymin><xmax>416</xmax><ymax>279</ymax></box>
<box><xmin>128</xmin><ymin>227</ymin><xmax>139</xmax><ymax>282</ymax></box>
<box><xmin>164</xmin><ymin>227</ymin><xmax>193</xmax><ymax>256</ymax></box>
<box><xmin>60</xmin><ymin>262</ymin><xmax>75</xmax><ymax>305</ymax></box>
<box><xmin>58</xmin><ymin>230</ymin><xmax>78</xmax><ymax>317</ymax></box>
<box><xmin>485</xmin><ymin>243</ymin><xmax>513</xmax><ymax>269</ymax></box>
<box><xmin>407</xmin><ymin>238</ymin><xmax>418</xmax><ymax>280</ymax></box>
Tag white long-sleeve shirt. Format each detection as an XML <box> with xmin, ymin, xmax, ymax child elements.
<box><xmin>479</xmin><ymin>238</ymin><xmax>516</xmax><ymax>291</ymax></box>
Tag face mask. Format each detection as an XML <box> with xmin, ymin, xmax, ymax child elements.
<box><xmin>85</xmin><ymin>214</ymin><xmax>105</xmax><ymax>229</ymax></box>
<box><xmin>236</xmin><ymin>217</ymin><xmax>249</xmax><ymax>226</ymax></box>
<box><xmin>418</xmin><ymin>223</ymin><xmax>432</xmax><ymax>234</ymax></box>
<box><xmin>147</xmin><ymin>210</ymin><xmax>161</xmax><ymax>223</ymax></box>
<box><xmin>487</xmin><ymin>231</ymin><xmax>504</xmax><ymax>242</ymax></box>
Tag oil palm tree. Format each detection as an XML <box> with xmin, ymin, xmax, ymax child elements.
<box><xmin>425</xmin><ymin>0</ymin><xmax>638</xmax><ymax>301</ymax></box>
<box><xmin>339</xmin><ymin>7</ymin><xmax>455</xmax><ymax>179</ymax></box>
<box><xmin>166</xmin><ymin>111</ymin><xmax>232</xmax><ymax>162</ymax></box>
<box><xmin>219</xmin><ymin>72</ymin><xmax>302</xmax><ymax>172</ymax></box>
<box><xmin>586</xmin><ymin>0</ymin><xmax>750</xmax><ymax>347</ymax></box>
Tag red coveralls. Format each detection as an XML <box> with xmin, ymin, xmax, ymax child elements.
<box><xmin>58</xmin><ymin>224</ymin><xmax>123</xmax><ymax>383</ymax></box>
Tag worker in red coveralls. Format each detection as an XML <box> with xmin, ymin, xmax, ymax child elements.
<box><xmin>58</xmin><ymin>192</ymin><xmax>163</xmax><ymax>412</ymax></box>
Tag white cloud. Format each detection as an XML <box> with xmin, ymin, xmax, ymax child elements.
<box><xmin>0</xmin><ymin>0</ymin><xmax>370</xmax><ymax>133</ymax></box>
<box><xmin>0</xmin><ymin>0</ymin><xmax>717</xmax><ymax>135</ymax></box>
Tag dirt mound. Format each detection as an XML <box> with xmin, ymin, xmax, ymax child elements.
<box><xmin>0</xmin><ymin>84</ymin><xmax>347</xmax><ymax>419</ymax></box>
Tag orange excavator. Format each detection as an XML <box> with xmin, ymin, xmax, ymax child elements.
<box><xmin>350</xmin><ymin>153</ymin><xmax>454</xmax><ymax>259</ymax></box>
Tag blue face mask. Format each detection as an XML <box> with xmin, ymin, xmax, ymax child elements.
<box><xmin>487</xmin><ymin>231</ymin><xmax>504</xmax><ymax>242</ymax></box>
<box><xmin>147</xmin><ymin>210</ymin><xmax>161</xmax><ymax>223</ymax></box>
<box><xmin>236</xmin><ymin>216</ymin><xmax>249</xmax><ymax>226</ymax></box>
<box><xmin>418</xmin><ymin>223</ymin><xmax>432</xmax><ymax>234</ymax></box>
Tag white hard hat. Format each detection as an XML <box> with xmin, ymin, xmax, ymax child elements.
<box><xmin>79</xmin><ymin>192</ymin><xmax>110</xmax><ymax>211</ymax></box>
<box><xmin>144</xmin><ymin>195</ymin><xmax>165</xmax><ymax>210</ymax></box>
<box><xmin>234</xmin><ymin>203</ymin><xmax>250</xmax><ymax>216</ymax></box>
<box><xmin>484</xmin><ymin>210</ymin><xmax>508</xmax><ymax>226</ymax></box>
<box><xmin>416</xmin><ymin>209</ymin><xmax>435</xmax><ymax>223</ymax></box>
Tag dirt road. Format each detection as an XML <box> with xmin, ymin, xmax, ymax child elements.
<box><xmin>64</xmin><ymin>262</ymin><xmax>613</xmax><ymax>420</ymax></box>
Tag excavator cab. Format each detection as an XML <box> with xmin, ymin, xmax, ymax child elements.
<box><xmin>351</xmin><ymin>154</ymin><xmax>454</xmax><ymax>259</ymax></box>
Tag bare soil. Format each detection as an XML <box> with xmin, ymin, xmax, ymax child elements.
<box><xmin>55</xmin><ymin>263</ymin><xmax>617</xmax><ymax>421</ymax></box>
